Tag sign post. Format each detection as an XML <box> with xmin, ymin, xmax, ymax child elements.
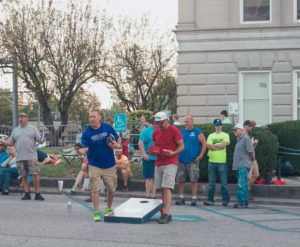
<box><xmin>114</xmin><ymin>113</ymin><xmax>127</xmax><ymax>133</ymax></box>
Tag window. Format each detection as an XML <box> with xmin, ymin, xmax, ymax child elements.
<box><xmin>241</xmin><ymin>0</ymin><xmax>271</xmax><ymax>23</ymax></box>
<box><xmin>294</xmin><ymin>71</ymin><xmax>300</xmax><ymax>120</ymax></box>
<box><xmin>239</xmin><ymin>72</ymin><xmax>272</xmax><ymax>125</ymax></box>
<box><xmin>294</xmin><ymin>0</ymin><xmax>300</xmax><ymax>21</ymax></box>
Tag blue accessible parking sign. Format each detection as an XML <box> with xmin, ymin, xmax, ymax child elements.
<box><xmin>114</xmin><ymin>113</ymin><xmax>127</xmax><ymax>132</ymax></box>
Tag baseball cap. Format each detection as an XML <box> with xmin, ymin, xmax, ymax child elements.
<box><xmin>154</xmin><ymin>112</ymin><xmax>168</xmax><ymax>124</ymax></box>
<box><xmin>232</xmin><ymin>123</ymin><xmax>244</xmax><ymax>130</ymax></box>
<box><xmin>213</xmin><ymin>118</ymin><xmax>222</xmax><ymax>126</ymax></box>
<box><xmin>251</xmin><ymin>120</ymin><xmax>256</xmax><ymax>127</ymax></box>
<box><xmin>243</xmin><ymin>120</ymin><xmax>253</xmax><ymax>127</ymax></box>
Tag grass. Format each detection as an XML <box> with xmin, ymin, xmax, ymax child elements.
<box><xmin>40</xmin><ymin>161</ymin><xmax>143</xmax><ymax>179</ymax></box>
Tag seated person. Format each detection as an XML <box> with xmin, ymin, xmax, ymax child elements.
<box><xmin>70</xmin><ymin>157</ymin><xmax>89</xmax><ymax>192</ymax></box>
<box><xmin>115</xmin><ymin>149</ymin><xmax>132</xmax><ymax>192</ymax></box>
<box><xmin>0</xmin><ymin>143</ymin><xmax>9</xmax><ymax>179</ymax></box>
<box><xmin>37</xmin><ymin>149</ymin><xmax>63</xmax><ymax>165</ymax></box>
<box><xmin>0</xmin><ymin>146</ymin><xmax>17</xmax><ymax>195</ymax></box>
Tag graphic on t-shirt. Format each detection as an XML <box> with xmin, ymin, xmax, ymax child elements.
<box><xmin>212</xmin><ymin>138</ymin><xmax>224</xmax><ymax>145</ymax></box>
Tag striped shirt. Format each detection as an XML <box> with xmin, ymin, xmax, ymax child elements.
<box><xmin>232</xmin><ymin>134</ymin><xmax>254</xmax><ymax>170</ymax></box>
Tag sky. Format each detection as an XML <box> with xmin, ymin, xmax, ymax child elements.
<box><xmin>0</xmin><ymin>0</ymin><xmax>178</xmax><ymax>109</ymax></box>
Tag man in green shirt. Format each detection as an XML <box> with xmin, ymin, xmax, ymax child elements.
<box><xmin>204</xmin><ymin>118</ymin><xmax>230</xmax><ymax>206</ymax></box>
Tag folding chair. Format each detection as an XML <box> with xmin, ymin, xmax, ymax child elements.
<box><xmin>59</xmin><ymin>147</ymin><xmax>85</xmax><ymax>168</ymax></box>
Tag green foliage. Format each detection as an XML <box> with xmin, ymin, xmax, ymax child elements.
<box><xmin>177</xmin><ymin>124</ymin><xmax>278</xmax><ymax>182</ymax></box>
<box><xmin>268</xmin><ymin>120</ymin><xmax>300</xmax><ymax>175</ymax></box>
<box><xmin>102</xmin><ymin>103</ymin><xmax>123</xmax><ymax>119</ymax></box>
<box><xmin>0</xmin><ymin>89</ymin><xmax>12</xmax><ymax>125</ymax></box>
<box><xmin>127</xmin><ymin>110</ymin><xmax>153</xmax><ymax>123</ymax></box>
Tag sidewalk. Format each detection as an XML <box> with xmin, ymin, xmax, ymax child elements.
<box><xmin>10</xmin><ymin>177</ymin><xmax>300</xmax><ymax>206</ymax></box>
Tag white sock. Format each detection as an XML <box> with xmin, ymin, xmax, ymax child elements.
<box><xmin>179</xmin><ymin>194</ymin><xmax>184</xmax><ymax>199</ymax></box>
<box><xmin>192</xmin><ymin>196</ymin><xmax>197</xmax><ymax>200</ymax></box>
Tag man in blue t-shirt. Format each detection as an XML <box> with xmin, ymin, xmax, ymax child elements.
<box><xmin>176</xmin><ymin>116</ymin><xmax>207</xmax><ymax>206</ymax></box>
<box><xmin>138</xmin><ymin>117</ymin><xmax>156</xmax><ymax>198</ymax></box>
<box><xmin>0</xmin><ymin>144</ymin><xmax>9</xmax><ymax>165</ymax></box>
<box><xmin>77</xmin><ymin>110</ymin><xmax>121</xmax><ymax>222</ymax></box>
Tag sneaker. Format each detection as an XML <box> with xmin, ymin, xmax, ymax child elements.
<box><xmin>85</xmin><ymin>197</ymin><xmax>92</xmax><ymax>202</ymax></box>
<box><xmin>104</xmin><ymin>208</ymin><xmax>113</xmax><ymax>214</ymax></box>
<box><xmin>122</xmin><ymin>186</ymin><xmax>128</xmax><ymax>192</ymax></box>
<box><xmin>70</xmin><ymin>185</ymin><xmax>78</xmax><ymax>193</ymax></box>
<box><xmin>234</xmin><ymin>203</ymin><xmax>248</xmax><ymax>208</ymax></box>
<box><xmin>1</xmin><ymin>191</ymin><xmax>9</xmax><ymax>195</ymax></box>
<box><xmin>203</xmin><ymin>200</ymin><xmax>214</xmax><ymax>206</ymax></box>
<box><xmin>191</xmin><ymin>198</ymin><xmax>197</xmax><ymax>206</ymax></box>
<box><xmin>157</xmin><ymin>214</ymin><xmax>172</xmax><ymax>224</ymax></box>
<box><xmin>34</xmin><ymin>193</ymin><xmax>45</xmax><ymax>201</ymax></box>
<box><xmin>248</xmin><ymin>193</ymin><xmax>254</xmax><ymax>201</ymax></box>
<box><xmin>93</xmin><ymin>211</ymin><xmax>101</xmax><ymax>221</ymax></box>
<box><xmin>21</xmin><ymin>193</ymin><xmax>31</xmax><ymax>200</ymax></box>
<box><xmin>175</xmin><ymin>198</ymin><xmax>185</xmax><ymax>205</ymax></box>
<box><xmin>222</xmin><ymin>201</ymin><xmax>229</xmax><ymax>206</ymax></box>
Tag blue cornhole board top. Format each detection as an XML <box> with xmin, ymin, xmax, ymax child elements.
<box><xmin>104</xmin><ymin>198</ymin><xmax>164</xmax><ymax>224</ymax></box>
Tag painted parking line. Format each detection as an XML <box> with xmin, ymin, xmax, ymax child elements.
<box><xmin>252</xmin><ymin>218</ymin><xmax>300</xmax><ymax>222</ymax></box>
<box><xmin>192</xmin><ymin>205</ymin><xmax>300</xmax><ymax>233</ymax></box>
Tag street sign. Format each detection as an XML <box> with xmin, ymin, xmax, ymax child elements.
<box><xmin>228</xmin><ymin>102</ymin><xmax>238</xmax><ymax>115</ymax></box>
<box><xmin>114</xmin><ymin>113</ymin><xmax>127</xmax><ymax>132</ymax></box>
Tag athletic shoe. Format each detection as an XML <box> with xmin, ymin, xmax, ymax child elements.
<box><xmin>157</xmin><ymin>214</ymin><xmax>172</xmax><ymax>224</ymax></box>
<box><xmin>104</xmin><ymin>208</ymin><xmax>113</xmax><ymax>214</ymax></box>
<box><xmin>34</xmin><ymin>193</ymin><xmax>45</xmax><ymax>201</ymax></box>
<box><xmin>123</xmin><ymin>186</ymin><xmax>128</xmax><ymax>192</ymax></box>
<box><xmin>93</xmin><ymin>211</ymin><xmax>101</xmax><ymax>221</ymax></box>
<box><xmin>1</xmin><ymin>191</ymin><xmax>9</xmax><ymax>195</ymax></box>
<box><xmin>222</xmin><ymin>201</ymin><xmax>229</xmax><ymax>206</ymax></box>
<box><xmin>191</xmin><ymin>198</ymin><xmax>197</xmax><ymax>206</ymax></box>
<box><xmin>203</xmin><ymin>200</ymin><xmax>214</xmax><ymax>206</ymax></box>
<box><xmin>21</xmin><ymin>193</ymin><xmax>31</xmax><ymax>200</ymax></box>
<box><xmin>85</xmin><ymin>197</ymin><xmax>92</xmax><ymax>202</ymax></box>
<box><xmin>175</xmin><ymin>198</ymin><xmax>185</xmax><ymax>205</ymax></box>
<box><xmin>70</xmin><ymin>185</ymin><xmax>78</xmax><ymax>193</ymax></box>
<box><xmin>234</xmin><ymin>203</ymin><xmax>248</xmax><ymax>208</ymax></box>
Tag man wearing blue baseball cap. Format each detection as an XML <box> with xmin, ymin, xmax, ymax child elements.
<box><xmin>204</xmin><ymin>118</ymin><xmax>230</xmax><ymax>206</ymax></box>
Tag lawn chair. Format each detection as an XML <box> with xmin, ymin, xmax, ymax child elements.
<box><xmin>59</xmin><ymin>147</ymin><xmax>85</xmax><ymax>168</ymax></box>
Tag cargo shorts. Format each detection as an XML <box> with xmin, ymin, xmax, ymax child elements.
<box><xmin>176</xmin><ymin>161</ymin><xmax>200</xmax><ymax>183</ymax></box>
<box><xmin>17</xmin><ymin>160</ymin><xmax>40</xmax><ymax>176</ymax></box>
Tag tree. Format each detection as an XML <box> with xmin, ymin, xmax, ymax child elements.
<box><xmin>0</xmin><ymin>89</ymin><xmax>12</xmax><ymax>126</ymax></box>
<box><xmin>0</xmin><ymin>0</ymin><xmax>108</xmax><ymax>144</ymax></box>
<box><xmin>100</xmin><ymin>15</ymin><xmax>177</xmax><ymax>112</ymax></box>
<box><xmin>68</xmin><ymin>87</ymin><xmax>101</xmax><ymax>129</ymax></box>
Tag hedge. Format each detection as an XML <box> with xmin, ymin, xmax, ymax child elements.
<box><xmin>176</xmin><ymin>124</ymin><xmax>278</xmax><ymax>182</ymax></box>
<box><xmin>268</xmin><ymin>120</ymin><xmax>300</xmax><ymax>176</ymax></box>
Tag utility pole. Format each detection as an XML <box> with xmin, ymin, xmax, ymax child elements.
<box><xmin>12</xmin><ymin>54</ymin><xmax>18</xmax><ymax>129</ymax></box>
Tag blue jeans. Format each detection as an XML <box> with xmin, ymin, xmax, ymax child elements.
<box><xmin>0</xmin><ymin>167</ymin><xmax>19</xmax><ymax>191</ymax></box>
<box><xmin>236</xmin><ymin>167</ymin><xmax>249</xmax><ymax>205</ymax></box>
<box><xmin>207</xmin><ymin>162</ymin><xmax>230</xmax><ymax>203</ymax></box>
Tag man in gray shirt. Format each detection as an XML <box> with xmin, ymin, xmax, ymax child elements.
<box><xmin>0</xmin><ymin>113</ymin><xmax>45</xmax><ymax>200</ymax></box>
<box><xmin>232</xmin><ymin>123</ymin><xmax>255</xmax><ymax>208</ymax></box>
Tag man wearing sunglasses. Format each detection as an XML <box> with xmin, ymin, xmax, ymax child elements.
<box><xmin>151</xmin><ymin>111</ymin><xmax>184</xmax><ymax>224</ymax></box>
<box><xmin>0</xmin><ymin>113</ymin><xmax>45</xmax><ymax>201</ymax></box>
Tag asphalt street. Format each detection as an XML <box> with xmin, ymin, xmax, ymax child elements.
<box><xmin>1</xmin><ymin>193</ymin><xmax>300</xmax><ymax>247</ymax></box>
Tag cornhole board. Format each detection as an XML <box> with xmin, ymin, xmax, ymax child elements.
<box><xmin>104</xmin><ymin>198</ymin><xmax>164</xmax><ymax>224</ymax></box>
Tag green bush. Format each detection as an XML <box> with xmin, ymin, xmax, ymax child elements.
<box><xmin>127</xmin><ymin>110</ymin><xmax>153</xmax><ymax>124</ymax></box>
<box><xmin>177</xmin><ymin>124</ymin><xmax>278</xmax><ymax>182</ymax></box>
<box><xmin>268</xmin><ymin>120</ymin><xmax>300</xmax><ymax>175</ymax></box>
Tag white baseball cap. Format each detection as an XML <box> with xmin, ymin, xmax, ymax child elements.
<box><xmin>232</xmin><ymin>123</ymin><xmax>244</xmax><ymax>130</ymax></box>
<box><xmin>154</xmin><ymin>112</ymin><xmax>168</xmax><ymax>124</ymax></box>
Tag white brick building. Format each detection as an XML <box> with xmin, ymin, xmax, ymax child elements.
<box><xmin>175</xmin><ymin>0</ymin><xmax>300</xmax><ymax>125</ymax></box>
